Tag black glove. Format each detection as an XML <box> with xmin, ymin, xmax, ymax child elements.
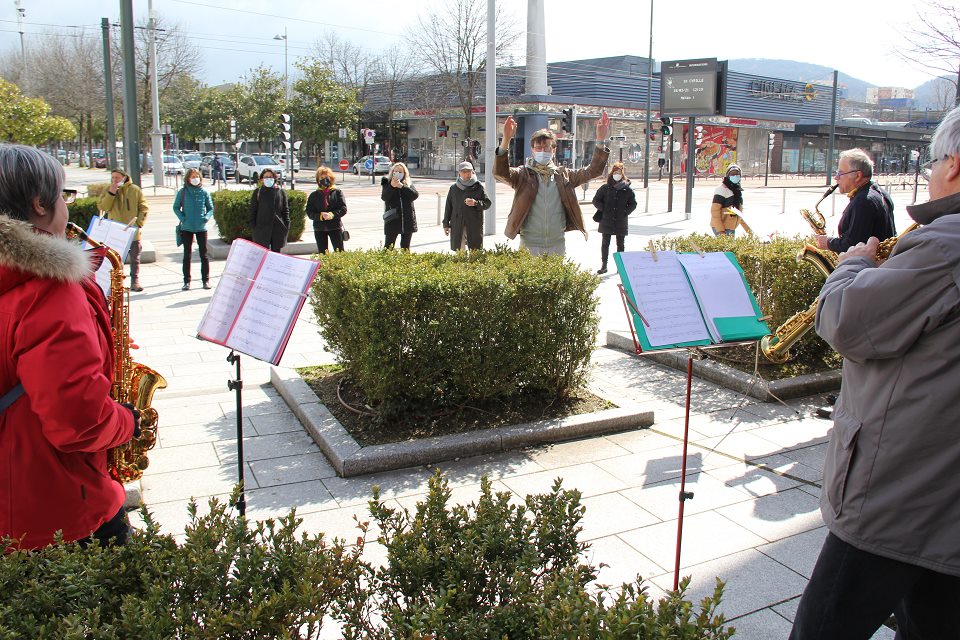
<box><xmin>120</xmin><ymin>402</ymin><xmax>142</xmax><ymax>439</ymax></box>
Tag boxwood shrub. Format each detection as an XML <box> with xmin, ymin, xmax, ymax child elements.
<box><xmin>67</xmin><ymin>196</ymin><xmax>100</xmax><ymax>231</ymax></box>
<box><xmin>310</xmin><ymin>248</ymin><xmax>600</xmax><ymax>416</ymax></box>
<box><xmin>211</xmin><ymin>188</ymin><xmax>306</xmax><ymax>243</ymax></box>
<box><xmin>84</xmin><ymin>182</ymin><xmax>111</xmax><ymax>199</ymax></box>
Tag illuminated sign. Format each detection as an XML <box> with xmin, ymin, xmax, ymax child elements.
<box><xmin>661</xmin><ymin>58</ymin><xmax>721</xmax><ymax>117</ymax></box>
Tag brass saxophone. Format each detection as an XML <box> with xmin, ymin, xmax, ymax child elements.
<box><xmin>760</xmin><ymin>222</ymin><xmax>920</xmax><ymax>363</ymax></box>
<box><xmin>800</xmin><ymin>184</ymin><xmax>838</xmax><ymax>234</ymax></box>
<box><xmin>67</xmin><ymin>222</ymin><xmax>167</xmax><ymax>483</ymax></box>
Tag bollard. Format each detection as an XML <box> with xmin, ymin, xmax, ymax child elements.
<box><xmin>781</xmin><ymin>188</ymin><xmax>786</xmax><ymax>214</ymax></box>
<box><xmin>437</xmin><ymin>192</ymin><xmax>442</xmax><ymax>226</ymax></box>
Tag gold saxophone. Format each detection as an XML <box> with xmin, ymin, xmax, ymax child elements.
<box><xmin>760</xmin><ymin>221</ymin><xmax>920</xmax><ymax>363</ymax></box>
<box><xmin>800</xmin><ymin>184</ymin><xmax>838</xmax><ymax>235</ymax></box>
<box><xmin>67</xmin><ymin>222</ymin><xmax>167</xmax><ymax>483</ymax></box>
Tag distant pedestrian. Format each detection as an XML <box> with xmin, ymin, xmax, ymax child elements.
<box><xmin>173</xmin><ymin>168</ymin><xmax>214</xmax><ymax>290</ymax></box>
<box><xmin>591</xmin><ymin>161</ymin><xmax>637</xmax><ymax>274</ymax></box>
<box><xmin>306</xmin><ymin>166</ymin><xmax>347</xmax><ymax>254</ymax></box>
<box><xmin>443</xmin><ymin>161</ymin><xmax>490</xmax><ymax>250</ymax></box>
<box><xmin>710</xmin><ymin>164</ymin><xmax>753</xmax><ymax>237</ymax></box>
<box><xmin>381</xmin><ymin>162</ymin><xmax>418</xmax><ymax>250</ymax></box>
<box><xmin>212</xmin><ymin>155</ymin><xmax>226</xmax><ymax>189</ymax></box>
<box><xmin>249</xmin><ymin>169</ymin><xmax>288</xmax><ymax>252</ymax></box>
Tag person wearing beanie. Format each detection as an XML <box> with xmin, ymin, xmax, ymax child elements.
<box><xmin>591</xmin><ymin>161</ymin><xmax>636</xmax><ymax>274</ymax></box>
<box><xmin>710</xmin><ymin>164</ymin><xmax>753</xmax><ymax>237</ymax></box>
<box><xmin>443</xmin><ymin>161</ymin><xmax>491</xmax><ymax>250</ymax></box>
<box><xmin>98</xmin><ymin>168</ymin><xmax>149</xmax><ymax>291</ymax></box>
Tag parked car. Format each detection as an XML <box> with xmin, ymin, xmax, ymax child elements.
<box><xmin>163</xmin><ymin>155</ymin><xmax>185</xmax><ymax>175</ymax></box>
<box><xmin>352</xmin><ymin>154</ymin><xmax>392</xmax><ymax>175</ymax></box>
<box><xmin>236</xmin><ymin>154</ymin><xmax>285</xmax><ymax>184</ymax></box>
<box><xmin>180</xmin><ymin>153</ymin><xmax>203</xmax><ymax>171</ymax></box>
<box><xmin>199</xmin><ymin>154</ymin><xmax>236</xmax><ymax>180</ymax></box>
<box><xmin>273</xmin><ymin>154</ymin><xmax>300</xmax><ymax>173</ymax></box>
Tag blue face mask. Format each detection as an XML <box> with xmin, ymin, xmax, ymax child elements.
<box><xmin>533</xmin><ymin>151</ymin><xmax>552</xmax><ymax>165</ymax></box>
<box><xmin>728</xmin><ymin>175</ymin><xmax>741</xmax><ymax>184</ymax></box>
<box><xmin>262</xmin><ymin>178</ymin><xmax>275</xmax><ymax>188</ymax></box>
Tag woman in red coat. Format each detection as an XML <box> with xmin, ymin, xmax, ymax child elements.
<box><xmin>0</xmin><ymin>144</ymin><xmax>137</xmax><ymax>550</ymax></box>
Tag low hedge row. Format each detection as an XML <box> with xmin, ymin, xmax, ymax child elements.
<box><xmin>1</xmin><ymin>475</ymin><xmax>734</xmax><ymax>639</ymax></box>
<box><xmin>211</xmin><ymin>189</ymin><xmax>306</xmax><ymax>243</ymax></box>
<box><xmin>310</xmin><ymin>248</ymin><xmax>600</xmax><ymax>416</ymax></box>
<box><xmin>66</xmin><ymin>196</ymin><xmax>100</xmax><ymax>231</ymax></box>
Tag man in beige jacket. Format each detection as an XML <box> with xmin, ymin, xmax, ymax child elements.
<box><xmin>98</xmin><ymin>169</ymin><xmax>148</xmax><ymax>291</ymax></box>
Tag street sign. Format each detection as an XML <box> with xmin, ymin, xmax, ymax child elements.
<box><xmin>364</xmin><ymin>158</ymin><xmax>374</xmax><ymax>170</ymax></box>
<box><xmin>339</xmin><ymin>128</ymin><xmax>347</xmax><ymax>139</ymax></box>
<box><xmin>452</xmin><ymin>132</ymin><xmax>459</xmax><ymax>138</ymax></box>
<box><xmin>339</xmin><ymin>159</ymin><xmax>349</xmax><ymax>171</ymax></box>
<box><xmin>609</xmin><ymin>135</ymin><xmax>627</xmax><ymax>141</ymax></box>
<box><xmin>364</xmin><ymin>128</ymin><xmax>375</xmax><ymax>144</ymax></box>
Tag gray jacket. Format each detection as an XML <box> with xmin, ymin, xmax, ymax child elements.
<box><xmin>815</xmin><ymin>191</ymin><xmax>960</xmax><ymax>576</ymax></box>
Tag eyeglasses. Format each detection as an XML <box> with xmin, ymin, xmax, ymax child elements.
<box><xmin>920</xmin><ymin>156</ymin><xmax>948</xmax><ymax>181</ymax></box>
<box><xmin>834</xmin><ymin>169</ymin><xmax>859</xmax><ymax>179</ymax></box>
<box><xmin>62</xmin><ymin>189</ymin><xmax>77</xmax><ymax>204</ymax></box>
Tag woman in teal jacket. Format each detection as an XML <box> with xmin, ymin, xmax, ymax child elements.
<box><xmin>173</xmin><ymin>168</ymin><xmax>214</xmax><ymax>290</ymax></box>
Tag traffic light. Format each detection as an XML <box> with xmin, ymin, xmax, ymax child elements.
<box><xmin>660</xmin><ymin>116</ymin><xmax>673</xmax><ymax>137</ymax></box>
<box><xmin>768</xmin><ymin>132</ymin><xmax>776</xmax><ymax>149</ymax></box>
<box><xmin>278</xmin><ymin>113</ymin><xmax>291</xmax><ymax>148</ymax></box>
<box><xmin>561</xmin><ymin>108</ymin><xmax>574</xmax><ymax>133</ymax></box>
<box><xmin>694</xmin><ymin>126</ymin><xmax>704</xmax><ymax>148</ymax></box>
<box><xmin>229</xmin><ymin>118</ymin><xmax>237</xmax><ymax>141</ymax></box>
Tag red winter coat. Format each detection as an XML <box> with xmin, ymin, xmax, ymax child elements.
<box><xmin>0</xmin><ymin>217</ymin><xmax>134</xmax><ymax>549</ymax></box>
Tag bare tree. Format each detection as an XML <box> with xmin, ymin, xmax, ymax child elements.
<box><xmin>899</xmin><ymin>0</ymin><xmax>960</xmax><ymax>108</ymax></box>
<box><xmin>313</xmin><ymin>31</ymin><xmax>380</xmax><ymax>157</ymax></box>
<box><xmin>373</xmin><ymin>43</ymin><xmax>415</xmax><ymax>159</ymax></box>
<box><xmin>932</xmin><ymin>76</ymin><xmax>959</xmax><ymax>110</ymax></box>
<box><xmin>409</xmin><ymin>0</ymin><xmax>520</xmax><ymax>142</ymax></box>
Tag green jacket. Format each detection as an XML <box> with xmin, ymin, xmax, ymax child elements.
<box><xmin>98</xmin><ymin>182</ymin><xmax>149</xmax><ymax>241</ymax></box>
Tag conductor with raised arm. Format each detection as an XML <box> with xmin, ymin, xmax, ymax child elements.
<box><xmin>494</xmin><ymin>111</ymin><xmax>610</xmax><ymax>255</ymax></box>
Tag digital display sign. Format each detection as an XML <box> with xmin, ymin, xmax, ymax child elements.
<box><xmin>660</xmin><ymin>58</ymin><xmax>721</xmax><ymax>117</ymax></box>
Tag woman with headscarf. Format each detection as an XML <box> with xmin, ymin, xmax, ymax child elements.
<box><xmin>710</xmin><ymin>164</ymin><xmax>753</xmax><ymax>237</ymax></box>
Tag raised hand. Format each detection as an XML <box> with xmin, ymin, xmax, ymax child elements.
<box><xmin>596</xmin><ymin>110</ymin><xmax>610</xmax><ymax>142</ymax></box>
<box><xmin>502</xmin><ymin>116</ymin><xmax>518</xmax><ymax>144</ymax></box>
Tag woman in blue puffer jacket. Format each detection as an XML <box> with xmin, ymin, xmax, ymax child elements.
<box><xmin>173</xmin><ymin>168</ymin><xmax>215</xmax><ymax>290</ymax></box>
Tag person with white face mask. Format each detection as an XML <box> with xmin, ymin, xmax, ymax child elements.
<box><xmin>249</xmin><ymin>169</ymin><xmax>289</xmax><ymax>252</ymax></box>
<box><xmin>173</xmin><ymin>168</ymin><xmax>215</xmax><ymax>290</ymax></box>
<box><xmin>494</xmin><ymin>111</ymin><xmax>611</xmax><ymax>255</ymax></box>
<box><xmin>591</xmin><ymin>161</ymin><xmax>637</xmax><ymax>274</ymax></box>
<box><xmin>710</xmin><ymin>164</ymin><xmax>753</xmax><ymax>237</ymax></box>
<box><xmin>443</xmin><ymin>161</ymin><xmax>491</xmax><ymax>250</ymax></box>
<box><xmin>381</xmin><ymin>162</ymin><xmax>419</xmax><ymax>249</ymax></box>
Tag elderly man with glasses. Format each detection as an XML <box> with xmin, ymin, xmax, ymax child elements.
<box><xmin>790</xmin><ymin>106</ymin><xmax>960</xmax><ymax>639</ymax></box>
<box><xmin>814</xmin><ymin>148</ymin><xmax>895</xmax><ymax>254</ymax></box>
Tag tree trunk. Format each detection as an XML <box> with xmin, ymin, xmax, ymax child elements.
<box><xmin>76</xmin><ymin>114</ymin><xmax>85</xmax><ymax>167</ymax></box>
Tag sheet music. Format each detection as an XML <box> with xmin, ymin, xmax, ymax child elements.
<box><xmin>677</xmin><ymin>252</ymin><xmax>757</xmax><ymax>339</ymax></box>
<box><xmin>617</xmin><ymin>251</ymin><xmax>711</xmax><ymax>347</ymax></box>
<box><xmin>85</xmin><ymin>217</ymin><xmax>137</xmax><ymax>296</ymax></box>
<box><xmin>196</xmin><ymin>239</ymin><xmax>319</xmax><ymax>365</ymax></box>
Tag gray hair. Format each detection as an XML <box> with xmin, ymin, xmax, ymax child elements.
<box><xmin>839</xmin><ymin>148</ymin><xmax>873</xmax><ymax>179</ymax></box>
<box><xmin>931</xmin><ymin>105</ymin><xmax>960</xmax><ymax>160</ymax></box>
<box><xmin>0</xmin><ymin>144</ymin><xmax>65</xmax><ymax>221</ymax></box>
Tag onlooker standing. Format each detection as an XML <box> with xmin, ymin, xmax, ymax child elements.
<box><xmin>443</xmin><ymin>161</ymin><xmax>491</xmax><ymax>250</ymax></box>
<box><xmin>381</xmin><ymin>162</ymin><xmax>418</xmax><ymax>250</ymax></box>
<box><xmin>98</xmin><ymin>168</ymin><xmax>148</xmax><ymax>291</ymax></box>
<box><xmin>494</xmin><ymin>111</ymin><xmax>610</xmax><ymax>255</ymax></box>
<box><xmin>173</xmin><ymin>168</ymin><xmax>214</xmax><ymax>290</ymax></box>
<box><xmin>0</xmin><ymin>143</ymin><xmax>138</xmax><ymax>550</ymax></box>
<box><xmin>710</xmin><ymin>164</ymin><xmax>753</xmax><ymax>237</ymax></box>
<box><xmin>789</xmin><ymin>105</ymin><xmax>960</xmax><ymax>639</ymax></box>
<box><xmin>591</xmin><ymin>161</ymin><xmax>637</xmax><ymax>273</ymax></box>
<box><xmin>249</xmin><ymin>169</ymin><xmax>288</xmax><ymax>252</ymax></box>
<box><xmin>814</xmin><ymin>148</ymin><xmax>895</xmax><ymax>253</ymax></box>
<box><xmin>211</xmin><ymin>155</ymin><xmax>225</xmax><ymax>190</ymax></box>
<box><xmin>306</xmin><ymin>166</ymin><xmax>347</xmax><ymax>254</ymax></box>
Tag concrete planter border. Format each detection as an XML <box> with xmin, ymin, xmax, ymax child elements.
<box><xmin>605</xmin><ymin>330</ymin><xmax>840</xmax><ymax>402</ymax></box>
<box><xmin>207</xmin><ymin>238</ymin><xmax>318</xmax><ymax>260</ymax></box>
<box><xmin>271</xmin><ymin>367</ymin><xmax>654</xmax><ymax>478</ymax></box>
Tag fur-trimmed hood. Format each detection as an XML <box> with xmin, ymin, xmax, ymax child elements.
<box><xmin>0</xmin><ymin>216</ymin><xmax>93</xmax><ymax>293</ymax></box>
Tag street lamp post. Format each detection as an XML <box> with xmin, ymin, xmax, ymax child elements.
<box><xmin>273</xmin><ymin>28</ymin><xmax>288</xmax><ymax>101</ymax></box>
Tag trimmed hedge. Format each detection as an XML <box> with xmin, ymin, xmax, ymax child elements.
<box><xmin>211</xmin><ymin>189</ymin><xmax>306</xmax><ymax>243</ymax></box>
<box><xmin>653</xmin><ymin>233</ymin><xmax>842</xmax><ymax>371</ymax></box>
<box><xmin>1</xmin><ymin>475</ymin><xmax>734</xmax><ymax>639</ymax></box>
<box><xmin>311</xmin><ymin>248</ymin><xmax>600</xmax><ymax>416</ymax></box>
<box><xmin>84</xmin><ymin>182</ymin><xmax>111</xmax><ymax>199</ymax></box>
<box><xmin>67</xmin><ymin>196</ymin><xmax>100</xmax><ymax>231</ymax></box>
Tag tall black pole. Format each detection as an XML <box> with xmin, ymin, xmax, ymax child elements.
<box><xmin>119</xmin><ymin>0</ymin><xmax>141</xmax><ymax>186</ymax></box>
<box><xmin>101</xmin><ymin>18</ymin><xmax>118</xmax><ymax>171</ymax></box>
<box><xmin>684</xmin><ymin>117</ymin><xmax>696</xmax><ymax>217</ymax></box>
<box><xmin>667</xmin><ymin>132</ymin><xmax>674</xmax><ymax>213</ymax></box>
<box><xmin>642</xmin><ymin>0</ymin><xmax>653</xmax><ymax>190</ymax></box>
<box><xmin>826</xmin><ymin>70</ymin><xmax>838</xmax><ymax>186</ymax></box>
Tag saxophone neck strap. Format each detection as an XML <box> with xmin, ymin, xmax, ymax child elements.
<box><xmin>0</xmin><ymin>383</ymin><xmax>24</xmax><ymax>415</ymax></box>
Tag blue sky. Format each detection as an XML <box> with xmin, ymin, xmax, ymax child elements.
<box><xmin>0</xmin><ymin>0</ymin><xmax>940</xmax><ymax>90</ymax></box>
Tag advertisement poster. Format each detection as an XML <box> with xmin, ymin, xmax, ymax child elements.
<box><xmin>680</xmin><ymin>126</ymin><xmax>738</xmax><ymax>175</ymax></box>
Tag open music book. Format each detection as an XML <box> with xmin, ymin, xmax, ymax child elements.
<box><xmin>614</xmin><ymin>250</ymin><xmax>770</xmax><ymax>352</ymax></box>
<box><xmin>197</xmin><ymin>239</ymin><xmax>320</xmax><ymax>365</ymax></box>
<box><xmin>84</xmin><ymin>216</ymin><xmax>138</xmax><ymax>296</ymax></box>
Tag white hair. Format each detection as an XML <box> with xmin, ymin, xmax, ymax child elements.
<box><xmin>839</xmin><ymin>148</ymin><xmax>873</xmax><ymax>179</ymax></box>
<box><xmin>0</xmin><ymin>144</ymin><xmax>65</xmax><ymax>221</ymax></box>
<box><xmin>931</xmin><ymin>105</ymin><xmax>960</xmax><ymax>160</ymax></box>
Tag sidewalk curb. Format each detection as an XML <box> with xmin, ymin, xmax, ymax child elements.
<box><xmin>270</xmin><ymin>366</ymin><xmax>654</xmax><ymax>478</ymax></box>
<box><xmin>605</xmin><ymin>330</ymin><xmax>841</xmax><ymax>402</ymax></box>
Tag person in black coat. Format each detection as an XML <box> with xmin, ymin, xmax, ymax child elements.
<box><xmin>443</xmin><ymin>161</ymin><xmax>491</xmax><ymax>250</ymax></box>
<box><xmin>591</xmin><ymin>161</ymin><xmax>637</xmax><ymax>274</ymax></box>
<box><xmin>249</xmin><ymin>168</ymin><xmax>289</xmax><ymax>252</ymax></box>
<box><xmin>814</xmin><ymin>149</ymin><xmax>895</xmax><ymax>253</ymax></box>
<box><xmin>306</xmin><ymin>166</ymin><xmax>347</xmax><ymax>253</ymax></box>
<box><xmin>381</xmin><ymin>162</ymin><xmax>419</xmax><ymax>249</ymax></box>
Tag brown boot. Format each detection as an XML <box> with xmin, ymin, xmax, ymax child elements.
<box><xmin>130</xmin><ymin>281</ymin><xmax>144</xmax><ymax>292</ymax></box>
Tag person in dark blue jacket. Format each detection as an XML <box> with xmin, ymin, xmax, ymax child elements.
<box><xmin>173</xmin><ymin>168</ymin><xmax>214</xmax><ymax>290</ymax></box>
<box><xmin>814</xmin><ymin>149</ymin><xmax>895</xmax><ymax>253</ymax></box>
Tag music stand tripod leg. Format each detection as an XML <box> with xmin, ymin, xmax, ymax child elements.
<box><xmin>227</xmin><ymin>350</ymin><xmax>246</xmax><ymax>517</ymax></box>
<box><xmin>673</xmin><ymin>351</ymin><xmax>696</xmax><ymax>591</ymax></box>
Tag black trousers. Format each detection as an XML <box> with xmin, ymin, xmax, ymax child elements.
<box><xmin>75</xmin><ymin>507</ymin><xmax>131</xmax><ymax>548</ymax></box>
<box><xmin>600</xmin><ymin>233</ymin><xmax>625</xmax><ymax>267</ymax></box>
<box><xmin>385</xmin><ymin>231</ymin><xmax>412</xmax><ymax>250</ymax></box>
<box><xmin>180</xmin><ymin>229</ymin><xmax>209</xmax><ymax>284</ymax></box>
<box><xmin>314</xmin><ymin>226</ymin><xmax>344</xmax><ymax>254</ymax></box>
<box><xmin>790</xmin><ymin>532</ymin><xmax>960</xmax><ymax>639</ymax></box>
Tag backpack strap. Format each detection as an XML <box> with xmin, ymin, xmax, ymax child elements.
<box><xmin>0</xmin><ymin>383</ymin><xmax>24</xmax><ymax>415</ymax></box>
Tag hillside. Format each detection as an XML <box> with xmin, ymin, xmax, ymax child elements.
<box><xmin>728</xmin><ymin>58</ymin><xmax>871</xmax><ymax>101</ymax></box>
